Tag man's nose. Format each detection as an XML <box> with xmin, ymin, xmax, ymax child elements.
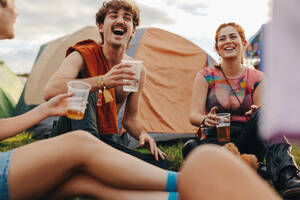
<box><xmin>115</xmin><ymin>16</ymin><xmax>125</xmax><ymax>24</ymax></box>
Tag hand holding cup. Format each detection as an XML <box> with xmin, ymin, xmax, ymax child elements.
<box><xmin>66</xmin><ymin>81</ymin><xmax>91</xmax><ymax>120</ymax></box>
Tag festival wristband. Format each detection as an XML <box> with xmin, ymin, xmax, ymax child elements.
<box><xmin>97</xmin><ymin>75</ymin><xmax>113</xmax><ymax>103</ymax></box>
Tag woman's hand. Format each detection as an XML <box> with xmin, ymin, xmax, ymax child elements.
<box><xmin>245</xmin><ymin>105</ymin><xmax>260</xmax><ymax>116</ymax></box>
<box><xmin>103</xmin><ymin>63</ymin><xmax>137</xmax><ymax>89</ymax></box>
<box><xmin>40</xmin><ymin>93</ymin><xmax>83</xmax><ymax>117</ymax></box>
<box><xmin>202</xmin><ymin>106</ymin><xmax>220</xmax><ymax>127</ymax></box>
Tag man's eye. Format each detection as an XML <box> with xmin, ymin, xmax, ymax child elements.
<box><xmin>124</xmin><ymin>17</ymin><xmax>131</xmax><ymax>21</ymax></box>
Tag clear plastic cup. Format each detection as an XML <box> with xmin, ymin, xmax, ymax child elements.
<box><xmin>216</xmin><ymin>113</ymin><xmax>231</xmax><ymax>142</ymax></box>
<box><xmin>122</xmin><ymin>60</ymin><xmax>143</xmax><ymax>92</ymax></box>
<box><xmin>66</xmin><ymin>81</ymin><xmax>91</xmax><ymax>120</ymax></box>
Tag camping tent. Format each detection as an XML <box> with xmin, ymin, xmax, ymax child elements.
<box><xmin>14</xmin><ymin>26</ymin><xmax>216</xmax><ymax>139</ymax></box>
<box><xmin>0</xmin><ymin>60</ymin><xmax>23</xmax><ymax>118</ymax></box>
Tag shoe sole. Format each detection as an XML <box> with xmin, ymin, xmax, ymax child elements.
<box><xmin>282</xmin><ymin>188</ymin><xmax>300</xmax><ymax>200</ymax></box>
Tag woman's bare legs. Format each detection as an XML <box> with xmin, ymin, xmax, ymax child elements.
<box><xmin>44</xmin><ymin>173</ymin><xmax>169</xmax><ymax>200</ymax></box>
<box><xmin>8</xmin><ymin>131</ymin><xmax>168</xmax><ymax>199</ymax></box>
<box><xmin>178</xmin><ymin>145</ymin><xmax>281</xmax><ymax>200</ymax></box>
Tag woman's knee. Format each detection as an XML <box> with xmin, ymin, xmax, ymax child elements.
<box><xmin>65</xmin><ymin>131</ymin><xmax>103</xmax><ymax>150</ymax></box>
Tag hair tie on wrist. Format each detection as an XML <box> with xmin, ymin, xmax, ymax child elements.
<box><xmin>200</xmin><ymin>116</ymin><xmax>207</xmax><ymax>128</ymax></box>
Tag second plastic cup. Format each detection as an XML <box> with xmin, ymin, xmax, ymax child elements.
<box><xmin>121</xmin><ymin>60</ymin><xmax>143</xmax><ymax>92</ymax></box>
<box><xmin>66</xmin><ymin>81</ymin><xmax>91</xmax><ymax>120</ymax></box>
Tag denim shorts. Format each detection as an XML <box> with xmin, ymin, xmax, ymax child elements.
<box><xmin>0</xmin><ymin>150</ymin><xmax>14</xmax><ymax>200</ymax></box>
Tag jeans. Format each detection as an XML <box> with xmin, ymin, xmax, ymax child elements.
<box><xmin>0</xmin><ymin>150</ymin><xmax>14</xmax><ymax>200</ymax></box>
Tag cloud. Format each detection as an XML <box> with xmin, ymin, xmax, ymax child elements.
<box><xmin>14</xmin><ymin>0</ymin><xmax>176</xmax><ymax>41</ymax></box>
<box><xmin>0</xmin><ymin>44</ymin><xmax>38</xmax><ymax>74</ymax></box>
<box><xmin>137</xmin><ymin>3</ymin><xmax>176</xmax><ymax>26</ymax></box>
<box><xmin>177</xmin><ymin>3</ymin><xmax>208</xmax><ymax>16</ymax></box>
<box><xmin>15</xmin><ymin>0</ymin><xmax>99</xmax><ymax>41</ymax></box>
<box><xmin>165</xmin><ymin>0</ymin><xmax>208</xmax><ymax>15</ymax></box>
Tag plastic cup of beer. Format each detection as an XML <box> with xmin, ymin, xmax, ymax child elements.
<box><xmin>66</xmin><ymin>81</ymin><xmax>91</xmax><ymax>120</ymax></box>
<box><xmin>216</xmin><ymin>113</ymin><xmax>231</xmax><ymax>142</ymax></box>
<box><xmin>122</xmin><ymin>60</ymin><xmax>143</xmax><ymax>92</ymax></box>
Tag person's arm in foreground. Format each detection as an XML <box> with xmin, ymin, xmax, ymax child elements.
<box><xmin>0</xmin><ymin>93</ymin><xmax>74</xmax><ymax>140</ymax></box>
<box><xmin>122</xmin><ymin>67</ymin><xmax>166</xmax><ymax>161</ymax></box>
<box><xmin>189</xmin><ymin>72</ymin><xmax>219</xmax><ymax>128</ymax></box>
<box><xmin>178</xmin><ymin>145</ymin><xmax>282</xmax><ymax>200</ymax></box>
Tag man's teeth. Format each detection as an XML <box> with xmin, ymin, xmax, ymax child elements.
<box><xmin>113</xmin><ymin>28</ymin><xmax>124</xmax><ymax>35</ymax></box>
<box><xmin>225</xmin><ymin>47</ymin><xmax>234</xmax><ymax>50</ymax></box>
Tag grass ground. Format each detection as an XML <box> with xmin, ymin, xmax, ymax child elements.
<box><xmin>1</xmin><ymin>133</ymin><xmax>300</xmax><ymax>199</ymax></box>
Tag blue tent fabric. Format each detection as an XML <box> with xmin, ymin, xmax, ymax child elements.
<box><xmin>245</xmin><ymin>25</ymin><xmax>266</xmax><ymax>71</ymax></box>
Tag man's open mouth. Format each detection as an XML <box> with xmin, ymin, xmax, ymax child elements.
<box><xmin>112</xmin><ymin>25</ymin><xmax>127</xmax><ymax>36</ymax></box>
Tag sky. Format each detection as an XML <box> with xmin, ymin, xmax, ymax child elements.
<box><xmin>0</xmin><ymin>0</ymin><xmax>272</xmax><ymax>74</ymax></box>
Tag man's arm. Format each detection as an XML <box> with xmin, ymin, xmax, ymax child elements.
<box><xmin>122</xmin><ymin>68</ymin><xmax>165</xmax><ymax>160</ymax></box>
<box><xmin>44</xmin><ymin>51</ymin><xmax>136</xmax><ymax>101</ymax></box>
<box><xmin>44</xmin><ymin>51</ymin><xmax>99</xmax><ymax>101</ymax></box>
<box><xmin>121</xmin><ymin>67</ymin><xmax>146</xmax><ymax>138</ymax></box>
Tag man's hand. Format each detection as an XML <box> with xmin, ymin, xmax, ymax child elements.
<box><xmin>139</xmin><ymin>132</ymin><xmax>166</xmax><ymax>161</ymax></box>
<box><xmin>103</xmin><ymin>63</ymin><xmax>136</xmax><ymax>89</ymax></box>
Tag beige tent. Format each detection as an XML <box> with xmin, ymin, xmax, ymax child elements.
<box><xmin>25</xmin><ymin>26</ymin><xmax>101</xmax><ymax>105</ymax></box>
<box><xmin>16</xmin><ymin>26</ymin><xmax>216</xmax><ymax>136</ymax></box>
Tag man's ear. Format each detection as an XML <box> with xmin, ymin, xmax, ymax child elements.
<box><xmin>98</xmin><ymin>23</ymin><xmax>104</xmax><ymax>33</ymax></box>
<box><xmin>131</xmin><ymin>26</ymin><xmax>136</xmax><ymax>38</ymax></box>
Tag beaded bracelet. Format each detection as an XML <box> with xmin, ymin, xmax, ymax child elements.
<box><xmin>97</xmin><ymin>75</ymin><xmax>113</xmax><ymax>104</ymax></box>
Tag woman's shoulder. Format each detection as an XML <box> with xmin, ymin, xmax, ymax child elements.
<box><xmin>246</xmin><ymin>67</ymin><xmax>264</xmax><ymax>80</ymax></box>
<box><xmin>200</xmin><ymin>65</ymin><xmax>220</xmax><ymax>76</ymax></box>
<box><xmin>245</xmin><ymin>67</ymin><xmax>264</xmax><ymax>87</ymax></box>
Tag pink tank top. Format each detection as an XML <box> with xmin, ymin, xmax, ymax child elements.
<box><xmin>200</xmin><ymin>65</ymin><xmax>264</xmax><ymax>123</ymax></box>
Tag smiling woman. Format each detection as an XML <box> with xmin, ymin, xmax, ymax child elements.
<box><xmin>183</xmin><ymin>22</ymin><xmax>300</xmax><ymax>199</ymax></box>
